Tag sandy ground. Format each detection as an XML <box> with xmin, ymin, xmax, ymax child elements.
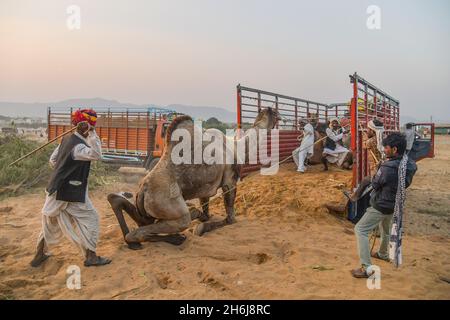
<box><xmin>0</xmin><ymin>137</ymin><xmax>449</xmax><ymax>300</ymax></box>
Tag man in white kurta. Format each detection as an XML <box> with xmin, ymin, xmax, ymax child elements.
<box><xmin>292</xmin><ymin>119</ymin><xmax>315</xmax><ymax>173</ymax></box>
<box><xmin>323</xmin><ymin>118</ymin><xmax>350</xmax><ymax>168</ymax></box>
<box><xmin>31</xmin><ymin>111</ymin><xmax>111</xmax><ymax>268</ymax></box>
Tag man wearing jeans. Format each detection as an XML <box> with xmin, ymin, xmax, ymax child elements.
<box><xmin>351</xmin><ymin>133</ymin><xmax>417</xmax><ymax>278</ymax></box>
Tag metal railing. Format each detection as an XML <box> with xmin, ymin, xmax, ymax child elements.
<box><xmin>350</xmin><ymin>72</ymin><xmax>400</xmax><ymax>187</ymax></box>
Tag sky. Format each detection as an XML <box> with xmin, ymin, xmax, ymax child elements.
<box><xmin>1</xmin><ymin>0</ymin><xmax>449</xmax><ymax>122</ymax></box>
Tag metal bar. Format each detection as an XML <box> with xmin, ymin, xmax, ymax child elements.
<box><xmin>47</xmin><ymin>107</ymin><xmax>51</xmax><ymax>142</ymax></box>
<box><xmin>238</xmin><ymin>85</ymin><xmax>330</xmax><ymax>107</ymax></box>
<box><xmin>257</xmin><ymin>92</ymin><xmax>261</xmax><ymax>113</ymax></box>
<box><xmin>351</xmin><ymin>75</ymin><xmax>358</xmax><ymax>188</ymax></box>
<box><xmin>294</xmin><ymin>100</ymin><xmax>298</xmax><ymax>131</ymax></box>
<box><xmin>351</xmin><ymin>74</ymin><xmax>399</xmax><ymax>104</ymax></box>
<box><xmin>126</xmin><ymin>111</ymin><xmax>129</xmax><ymax>154</ymax></box>
<box><xmin>107</xmin><ymin>108</ymin><xmax>111</xmax><ymax>152</ymax></box>
<box><xmin>237</xmin><ymin>85</ymin><xmax>242</xmax><ymax>129</ymax></box>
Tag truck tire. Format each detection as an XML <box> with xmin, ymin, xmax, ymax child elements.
<box><xmin>145</xmin><ymin>157</ymin><xmax>160</xmax><ymax>171</ymax></box>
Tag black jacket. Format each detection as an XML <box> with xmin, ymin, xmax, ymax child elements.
<box><xmin>370</xmin><ymin>156</ymin><xmax>417</xmax><ymax>214</ymax></box>
<box><xmin>46</xmin><ymin>134</ymin><xmax>91</xmax><ymax>203</ymax></box>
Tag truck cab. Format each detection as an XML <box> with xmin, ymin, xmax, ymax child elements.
<box><xmin>408</xmin><ymin>123</ymin><xmax>435</xmax><ymax>161</ymax></box>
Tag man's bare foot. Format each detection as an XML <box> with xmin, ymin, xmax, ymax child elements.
<box><xmin>30</xmin><ymin>253</ymin><xmax>50</xmax><ymax>268</ymax></box>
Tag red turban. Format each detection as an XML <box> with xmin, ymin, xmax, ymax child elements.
<box><xmin>72</xmin><ymin>109</ymin><xmax>97</xmax><ymax>126</ymax></box>
<box><xmin>340</xmin><ymin>117</ymin><xmax>350</xmax><ymax>129</ymax></box>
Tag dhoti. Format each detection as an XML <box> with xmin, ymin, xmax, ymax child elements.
<box><xmin>38</xmin><ymin>191</ymin><xmax>99</xmax><ymax>256</ymax></box>
<box><xmin>323</xmin><ymin>145</ymin><xmax>349</xmax><ymax>167</ymax></box>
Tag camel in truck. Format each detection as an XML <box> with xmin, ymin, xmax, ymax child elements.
<box><xmin>107</xmin><ymin>108</ymin><xmax>280</xmax><ymax>250</ymax></box>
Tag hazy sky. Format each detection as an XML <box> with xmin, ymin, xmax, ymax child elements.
<box><xmin>1</xmin><ymin>0</ymin><xmax>449</xmax><ymax>121</ymax></box>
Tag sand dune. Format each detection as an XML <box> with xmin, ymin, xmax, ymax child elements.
<box><xmin>0</xmin><ymin>137</ymin><xmax>449</xmax><ymax>300</ymax></box>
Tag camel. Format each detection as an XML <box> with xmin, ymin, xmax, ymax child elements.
<box><xmin>107</xmin><ymin>108</ymin><xmax>280</xmax><ymax>249</ymax></box>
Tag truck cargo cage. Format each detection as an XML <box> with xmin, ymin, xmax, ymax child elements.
<box><xmin>237</xmin><ymin>85</ymin><xmax>350</xmax><ymax>177</ymax></box>
<box><xmin>47</xmin><ymin>107</ymin><xmax>181</xmax><ymax>166</ymax></box>
<box><xmin>349</xmin><ymin>73</ymin><xmax>400</xmax><ymax>188</ymax></box>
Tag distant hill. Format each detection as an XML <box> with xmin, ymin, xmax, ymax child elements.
<box><xmin>0</xmin><ymin>98</ymin><xmax>237</xmax><ymax>123</ymax></box>
<box><xmin>0</xmin><ymin>98</ymin><xmax>446</xmax><ymax>125</ymax></box>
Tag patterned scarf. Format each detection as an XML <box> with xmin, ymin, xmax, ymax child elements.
<box><xmin>389</xmin><ymin>154</ymin><xmax>408</xmax><ymax>268</ymax></box>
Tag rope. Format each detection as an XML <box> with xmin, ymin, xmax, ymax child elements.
<box><xmin>201</xmin><ymin>123</ymin><xmax>351</xmax><ymax>207</ymax></box>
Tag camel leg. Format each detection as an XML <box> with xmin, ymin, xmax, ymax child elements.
<box><xmin>107</xmin><ymin>194</ymin><xmax>183</xmax><ymax>249</ymax></box>
<box><xmin>342</xmin><ymin>152</ymin><xmax>353</xmax><ymax>170</ymax></box>
<box><xmin>186</xmin><ymin>198</ymin><xmax>210</xmax><ymax>222</ymax></box>
<box><xmin>199</xmin><ymin>197</ymin><xmax>210</xmax><ymax>222</ymax></box>
<box><xmin>125</xmin><ymin>212</ymin><xmax>190</xmax><ymax>244</ymax></box>
<box><xmin>194</xmin><ymin>186</ymin><xmax>236</xmax><ymax>236</ymax></box>
<box><xmin>188</xmin><ymin>205</ymin><xmax>203</xmax><ymax>220</ymax></box>
<box><xmin>322</xmin><ymin>155</ymin><xmax>329</xmax><ymax>171</ymax></box>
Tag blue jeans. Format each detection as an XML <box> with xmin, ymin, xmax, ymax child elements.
<box><xmin>354</xmin><ymin>206</ymin><xmax>393</xmax><ymax>268</ymax></box>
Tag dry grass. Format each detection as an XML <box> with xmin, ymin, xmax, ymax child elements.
<box><xmin>0</xmin><ymin>134</ymin><xmax>119</xmax><ymax>199</ymax></box>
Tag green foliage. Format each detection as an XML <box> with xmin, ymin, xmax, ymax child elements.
<box><xmin>0</xmin><ymin>135</ymin><xmax>118</xmax><ymax>199</ymax></box>
<box><xmin>0</xmin><ymin>135</ymin><xmax>54</xmax><ymax>195</ymax></box>
<box><xmin>202</xmin><ymin>117</ymin><xmax>236</xmax><ymax>134</ymax></box>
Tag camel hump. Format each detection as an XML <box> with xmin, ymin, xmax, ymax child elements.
<box><xmin>165</xmin><ymin>115</ymin><xmax>193</xmax><ymax>144</ymax></box>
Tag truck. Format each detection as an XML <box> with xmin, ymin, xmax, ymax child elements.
<box><xmin>47</xmin><ymin>107</ymin><xmax>182</xmax><ymax>171</ymax></box>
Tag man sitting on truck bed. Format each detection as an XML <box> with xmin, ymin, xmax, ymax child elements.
<box><xmin>322</xmin><ymin>118</ymin><xmax>352</xmax><ymax>170</ymax></box>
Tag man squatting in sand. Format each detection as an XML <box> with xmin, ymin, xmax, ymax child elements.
<box><xmin>31</xmin><ymin>109</ymin><xmax>111</xmax><ymax>268</ymax></box>
<box><xmin>351</xmin><ymin>132</ymin><xmax>417</xmax><ymax>278</ymax></box>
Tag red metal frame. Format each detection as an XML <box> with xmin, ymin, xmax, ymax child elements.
<box><xmin>350</xmin><ymin>73</ymin><xmax>400</xmax><ymax>188</ymax></box>
<box><xmin>236</xmin><ymin>74</ymin><xmax>413</xmax><ymax>185</ymax></box>
<box><xmin>236</xmin><ymin>85</ymin><xmax>349</xmax><ymax>177</ymax></box>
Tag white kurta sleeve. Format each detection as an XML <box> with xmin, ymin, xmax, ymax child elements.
<box><xmin>326</xmin><ymin>128</ymin><xmax>343</xmax><ymax>142</ymax></box>
<box><xmin>49</xmin><ymin>145</ymin><xmax>60</xmax><ymax>168</ymax></box>
<box><xmin>304</xmin><ymin>124</ymin><xmax>314</xmax><ymax>136</ymax></box>
<box><xmin>72</xmin><ymin>131</ymin><xmax>102</xmax><ymax>161</ymax></box>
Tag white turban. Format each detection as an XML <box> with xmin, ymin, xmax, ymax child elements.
<box><xmin>368</xmin><ymin>120</ymin><xmax>384</xmax><ymax>154</ymax></box>
<box><xmin>328</xmin><ymin>117</ymin><xmax>340</xmax><ymax>129</ymax></box>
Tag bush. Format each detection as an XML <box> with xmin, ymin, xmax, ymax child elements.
<box><xmin>0</xmin><ymin>135</ymin><xmax>118</xmax><ymax>199</ymax></box>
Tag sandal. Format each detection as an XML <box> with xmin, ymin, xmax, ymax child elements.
<box><xmin>351</xmin><ymin>267</ymin><xmax>371</xmax><ymax>279</ymax></box>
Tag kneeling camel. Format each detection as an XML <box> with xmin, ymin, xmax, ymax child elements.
<box><xmin>107</xmin><ymin>108</ymin><xmax>280</xmax><ymax>249</ymax></box>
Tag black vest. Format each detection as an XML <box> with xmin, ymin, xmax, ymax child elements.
<box><xmin>325</xmin><ymin>129</ymin><xmax>342</xmax><ymax>151</ymax></box>
<box><xmin>46</xmin><ymin>134</ymin><xmax>91</xmax><ymax>203</ymax></box>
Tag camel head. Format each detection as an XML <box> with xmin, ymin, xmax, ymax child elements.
<box><xmin>253</xmin><ymin>107</ymin><xmax>281</xmax><ymax>129</ymax></box>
